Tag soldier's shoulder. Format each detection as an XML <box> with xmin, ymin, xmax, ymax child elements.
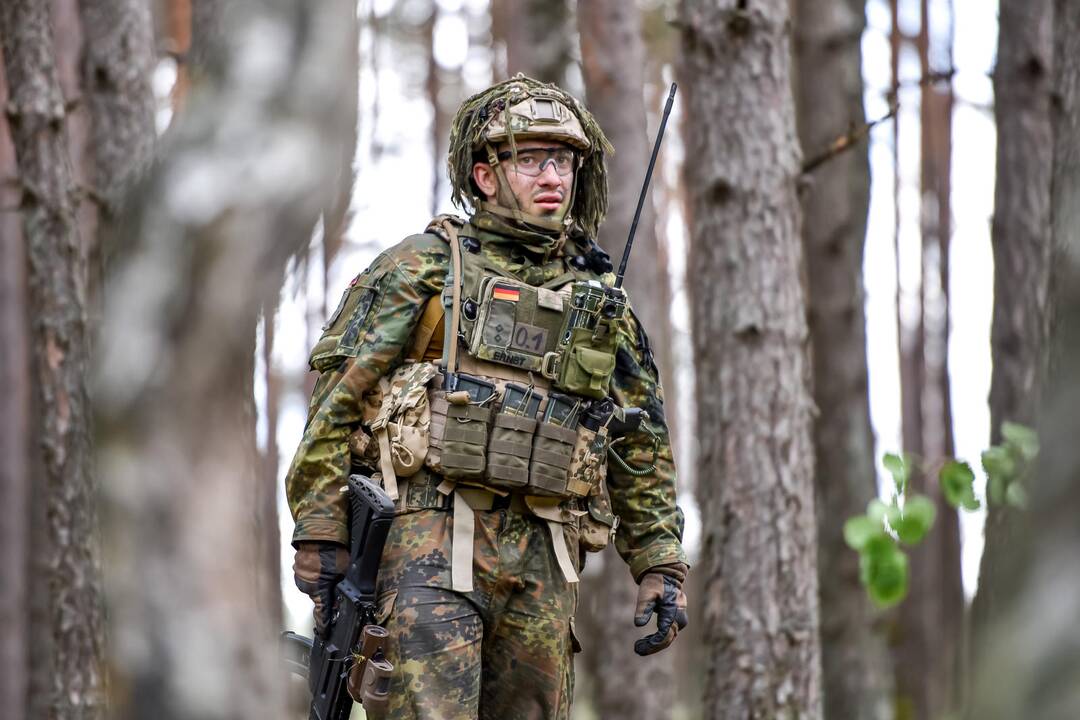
<box><xmin>381</xmin><ymin>215</ymin><xmax>463</xmax><ymax>270</ymax></box>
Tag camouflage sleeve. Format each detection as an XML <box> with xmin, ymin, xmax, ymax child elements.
<box><xmin>286</xmin><ymin>234</ymin><xmax>448</xmax><ymax>546</ymax></box>
<box><xmin>607</xmin><ymin>303</ymin><xmax>688</xmax><ymax>581</ymax></box>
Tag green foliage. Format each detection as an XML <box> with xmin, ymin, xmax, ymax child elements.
<box><xmin>882</xmin><ymin>452</ymin><xmax>911</xmax><ymax>497</ymax></box>
<box><xmin>894</xmin><ymin>495</ymin><xmax>936</xmax><ymax>545</ymax></box>
<box><xmin>845</xmin><ymin>423</ymin><xmax>1036</xmax><ymax>610</ymax></box>
<box><xmin>859</xmin><ymin>536</ymin><xmax>909</xmax><ymax>608</ymax></box>
<box><xmin>939</xmin><ymin>460</ymin><xmax>980</xmax><ymax>510</ymax></box>
<box><xmin>982</xmin><ymin>421</ymin><xmax>1037</xmax><ymax>509</ymax></box>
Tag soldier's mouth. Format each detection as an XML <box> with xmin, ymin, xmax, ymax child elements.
<box><xmin>534</xmin><ymin>193</ymin><xmax>563</xmax><ymax>209</ymax></box>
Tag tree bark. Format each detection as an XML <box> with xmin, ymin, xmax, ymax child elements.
<box><xmin>793</xmin><ymin>0</ymin><xmax>894</xmax><ymax>717</ymax></box>
<box><xmin>0</xmin><ymin>2</ymin><xmax>106</xmax><ymax>718</ymax></box>
<box><xmin>78</xmin><ymin>0</ymin><xmax>156</xmax><ymax>219</ymax></box>
<box><xmin>680</xmin><ymin>1</ymin><xmax>822</xmax><ymax>717</ymax></box>
<box><xmin>970</xmin><ymin>0</ymin><xmax>1052</xmax><ymax>678</ymax></box>
<box><xmin>576</xmin><ymin>3</ymin><xmax>675</xmax><ymax>717</ymax></box>
<box><xmin>0</xmin><ymin>55</ymin><xmax>31</xmax><ymax>720</ymax></box>
<box><xmin>967</xmin><ymin>10</ymin><xmax>1080</xmax><ymax>713</ymax></box>
<box><xmin>893</xmin><ymin>4</ymin><xmax>964</xmax><ymax>717</ymax></box>
<box><xmin>491</xmin><ymin>0</ymin><xmax>574</xmax><ymax>86</ymax></box>
<box><xmin>94</xmin><ymin>0</ymin><xmax>357</xmax><ymax>714</ymax></box>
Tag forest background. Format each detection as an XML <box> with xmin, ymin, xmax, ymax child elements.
<box><xmin>2</xmin><ymin>0</ymin><xmax>1079</xmax><ymax>718</ymax></box>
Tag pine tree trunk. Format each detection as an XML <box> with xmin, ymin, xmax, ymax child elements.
<box><xmin>681</xmin><ymin>1</ymin><xmax>822</xmax><ymax>717</ymax></box>
<box><xmin>94</xmin><ymin>0</ymin><xmax>357</xmax><ymax>714</ymax></box>
<box><xmin>968</xmin><ymin>10</ymin><xmax>1080</xmax><ymax>713</ymax></box>
<box><xmin>78</xmin><ymin>0</ymin><xmax>156</xmax><ymax>217</ymax></box>
<box><xmin>894</xmin><ymin>5</ymin><xmax>964</xmax><ymax>717</ymax></box>
<box><xmin>0</xmin><ymin>2</ymin><xmax>106</xmax><ymax>717</ymax></box>
<box><xmin>577</xmin><ymin>7</ymin><xmax>675</xmax><ymax>717</ymax></box>
<box><xmin>0</xmin><ymin>55</ymin><xmax>31</xmax><ymax>720</ymax></box>
<box><xmin>491</xmin><ymin>0</ymin><xmax>574</xmax><ymax>86</ymax></box>
<box><xmin>793</xmin><ymin>0</ymin><xmax>894</xmax><ymax>717</ymax></box>
<box><xmin>969</xmin><ymin>0</ymin><xmax>1052</xmax><ymax>678</ymax></box>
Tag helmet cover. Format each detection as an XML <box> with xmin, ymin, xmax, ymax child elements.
<box><xmin>448</xmin><ymin>74</ymin><xmax>614</xmax><ymax>237</ymax></box>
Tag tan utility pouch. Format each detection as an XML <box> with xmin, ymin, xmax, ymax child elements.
<box><xmin>527</xmin><ymin>422</ymin><xmax>577</xmax><ymax>496</ymax></box>
<box><xmin>370</xmin><ymin>362</ymin><xmax>439</xmax><ymax>500</ymax></box>
<box><xmin>427</xmin><ymin>391</ymin><xmax>492</xmax><ymax>480</ymax></box>
<box><xmin>566</xmin><ymin>425</ymin><xmax>608</xmax><ymax>498</ymax></box>
<box><xmin>579</xmin><ymin>488</ymin><xmax>618</xmax><ymax>553</ymax></box>
<box><xmin>485</xmin><ymin>411</ymin><xmax>537</xmax><ymax>490</ymax></box>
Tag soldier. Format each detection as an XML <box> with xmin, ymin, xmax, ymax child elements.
<box><xmin>287</xmin><ymin>75</ymin><xmax>688</xmax><ymax>720</ymax></box>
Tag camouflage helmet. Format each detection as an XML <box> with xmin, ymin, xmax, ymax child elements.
<box><xmin>448</xmin><ymin>74</ymin><xmax>614</xmax><ymax>237</ymax></box>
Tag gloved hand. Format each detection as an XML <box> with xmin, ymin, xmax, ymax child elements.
<box><xmin>293</xmin><ymin>540</ymin><xmax>350</xmax><ymax>637</ymax></box>
<box><xmin>633</xmin><ymin>562</ymin><xmax>689</xmax><ymax>656</ymax></box>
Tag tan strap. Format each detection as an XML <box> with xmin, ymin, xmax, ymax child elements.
<box><xmin>376</xmin><ymin>427</ymin><xmax>399</xmax><ymax>501</ymax></box>
<box><xmin>546</xmin><ymin>519</ymin><xmax>579</xmax><ymax>584</ymax></box>
<box><xmin>444</xmin><ymin>220</ymin><xmax>463</xmax><ymax>374</ymax></box>
<box><xmin>451</xmin><ymin>489</ymin><xmax>475</xmax><ymax>592</ymax></box>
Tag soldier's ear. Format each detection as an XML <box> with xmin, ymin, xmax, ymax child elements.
<box><xmin>472</xmin><ymin>162</ymin><xmax>497</xmax><ymax>199</ymax></box>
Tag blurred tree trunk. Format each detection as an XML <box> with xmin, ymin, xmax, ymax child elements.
<box><xmin>680</xmin><ymin>1</ymin><xmax>822</xmax><ymax>717</ymax></box>
<box><xmin>967</xmin><ymin>9</ymin><xmax>1080</xmax><ymax>714</ymax></box>
<box><xmin>79</xmin><ymin>0</ymin><xmax>156</xmax><ymax>219</ymax></box>
<box><xmin>259</xmin><ymin>305</ymin><xmax>283</xmax><ymax>629</ymax></box>
<box><xmin>0</xmin><ymin>2</ymin><xmax>106</xmax><ymax>718</ymax></box>
<box><xmin>577</xmin><ymin>1</ymin><xmax>674</xmax><ymax>718</ymax></box>
<box><xmin>970</xmin><ymin>0</ymin><xmax>1052</xmax><ymax>682</ymax></box>
<box><xmin>491</xmin><ymin>0</ymin><xmax>574</xmax><ymax>86</ymax></box>
<box><xmin>95</xmin><ymin>0</ymin><xmax>356</xmax><ymax>715</ymax></box>
<box><xmin>426</xmin><ymin>2</ymin><xmax>443</xmax><ymax>217</ymax></box>
<box><xmin>0</xmin><ymin>56</ymin><xmax>31</xmax><ymax>720</ymax></box>
<box><xmin>793</xmin><ymin>0</ymin><xmax>894</xmax><ymax>717</ymax></box>
<box><xmin>893</xmin><ymin>4</ymin><xmax>964</xmax><ymax>717</ymax></box>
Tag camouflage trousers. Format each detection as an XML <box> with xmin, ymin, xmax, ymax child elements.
<box><xmin>373</xmin><ymin>503</ymin><xmax>581</xmax><ymax>720</ymax></box>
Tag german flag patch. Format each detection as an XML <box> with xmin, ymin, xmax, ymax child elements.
<box><xmin>492</xmin><ymin>284</ymin><xmax>520</xmax><ymax>302</ymax></box>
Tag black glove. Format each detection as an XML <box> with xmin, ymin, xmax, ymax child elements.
<box><xmin>633</xmin><ymin>563</ymin><xmax>689</xmax><ymax>656</ymax></box>
<box><xmin>293</xmin><ymin>540</ymin><xmax>349</xmax><ymax>637</ymax></box>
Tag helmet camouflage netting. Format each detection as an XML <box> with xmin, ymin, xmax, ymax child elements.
<box><xmin>448</xmin><ymin>74</ymin><xmax>614</xmax><ymax>237</ymax></box>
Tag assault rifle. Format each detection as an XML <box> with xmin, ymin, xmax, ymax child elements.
<box><xmin>282</xmin><ymin>474</ymin><xmax>396</xmax><ymax>720</ymax></box>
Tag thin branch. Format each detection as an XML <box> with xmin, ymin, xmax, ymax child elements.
<box><xmin>803</xmin><ymin>102</ymin><xmax>898</xmax><ymax>174</ymax></box>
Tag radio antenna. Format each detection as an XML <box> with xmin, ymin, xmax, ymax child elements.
<box><xmin>614</xmin><ymin>82</ymin><xmax>677</xmax><ymax>290</ymax></box>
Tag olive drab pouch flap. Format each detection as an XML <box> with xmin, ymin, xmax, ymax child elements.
<box><xmin>308</xmin><ymin>274</ymin><xmax>383</xmax><ymax>372</ymax></box>
<box><xmin>485</xmin><ymin>412</ymin><xmax>536</xmax><ymax>489</ymax></box>
<box><xmin>542</xmin><ymin>281</ymin><xmax>625</xmax><ymax>399</ymax></box>
<box><xmin>467</xmin><ymin>277</ymin><xmax>565</xmax><ymax>373</ymax></box>
<box><xmin>485</xmin><ymin>383</ymin><xmax>541</xmax><ymax>490</ymax></box>
<box><xmin>527</xmin><ymin>421</ymin><xmax>577</xmax><ymax>496</ymax></box>
<box><xmin>427</xmin><ymin>391</ymin><xmax>494</xmax><ymax>480</ymax></box>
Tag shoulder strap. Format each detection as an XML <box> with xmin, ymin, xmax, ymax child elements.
<box><xmin>443</xmin><ymin>219</ymin><xmax>464</xmax><ymax>374</ymax></box>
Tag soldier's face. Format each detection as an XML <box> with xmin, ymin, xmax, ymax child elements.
<box><xmin>472</xmin><ymin>140</ymin><xmax>575</xmax><ymax>220</ymax></box>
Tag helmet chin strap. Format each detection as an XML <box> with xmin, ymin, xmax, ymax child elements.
<box><xmin>481</xmin><ymin>142</ymin><xmax>577</xmax><ymax>237</ymax></box>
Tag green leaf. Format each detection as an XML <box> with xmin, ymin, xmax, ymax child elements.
<box><xmin>883</xmin><ymin>452</ymin><xmax>910</xmax><ymax>497</ymax></box>
<box><xmin>982</xmin><ymin>447</ymin><xmax>1015</xmax><ymax>505</ymax></box>
<box><xmin>1001</xmin><ymin>422</ymin><xmax>1039</xmax><ymax>462</ymax></box>
<box><xmin>844</xmin><ymin>515</ymin><xmax>886</xmax><ymax>551</ymax></box>
<box><xmin>1005</xmin><ymin>482</ymin><xmax>1029</xmax><ymax>510</ymax></box>
<box><xmin>860</xmin><ymin>540</ymin><xmax>909</xmax><ymax>608</ymax></box>
<box><xmin>939</xmin><ymin>460</ymin><xmax>980</xmax><ymax>511</ymax></box>
<box><xmin>894</xmin><ymin>495</ymin><xmax>937</xmax><ymax>545</ymax></box>
<box><xmin>867</xmin><ymin>499</ymin><xmax>890</xmax><ymax>524</ymax></box>
<box><xmin>884</xmin><ymin>503</ymin><xmax>903</xmax><ymax>533</ymax></box>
